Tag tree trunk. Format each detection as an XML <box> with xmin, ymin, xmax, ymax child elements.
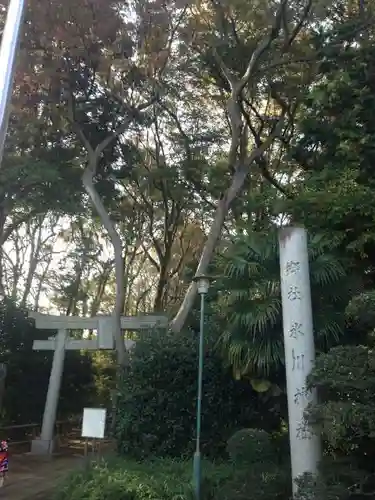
<box><xmin>33</xmin><ymin>258</ymin><xmax>52</xmax><ymax>311</ymax></box>
<box><xmin>0</xmin><ymin>207</ymin><xmax>7</xmax><ymax>247</ymax></box>
<box><xmin>0</xmin><ymin>248</ymin><xmax>4</xmax><ymax>298</ymax></box>
<box><xmin>170</xmin><ymin>169</ymin><xmax>248</xmax><ymax>332</ymax></box>
<box><xmin>0</xmin><ymin>207</ymin><xmax>6</xmax><ymax>296</ymax></box>
<box><xmin>66</xmin><ymin>264</ymin><xmax>84</xmax><ymax>315</ymax></box>
<box><xmin>21</xmin><ymin>254</ymin><xmax>39</xmax><ymax>308</ymax></box>
<box><xmin>82</xmin><ymin>162</ymin><xmax>126</xmax><ymax>366</ymax></box>
<box><xmin>170</xmin><ymin>107</ymin><xmax>285</xmax><ymax>333</ymax></box>
<box><xmin>113</xmin><ymin>248</ymin><xmax>126</xmax><ymax>360</ymax></box>
<box><xmin>91</xmin><ymin>263</ymin><xmax>112</xmax><ymax>316</ymax></box>
<box><xmin>154</xmin><ymin>263</ymin><xmax>168</xmax><ymax>312</ymax></box>
<box><xmin>20</xmin><ymin>220</ymin><xmax>43</xmax><ymax>308</ymax></box>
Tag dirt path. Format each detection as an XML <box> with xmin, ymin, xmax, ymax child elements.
<box><xmin>2</xmin><ymin>454</ymin><xmax>83</xmax><ymax>499</ymax></box>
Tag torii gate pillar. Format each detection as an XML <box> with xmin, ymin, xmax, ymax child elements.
<box><xmin>31</xmin><ymin>328</ymin><xmax>67</xmax><ymax>455</ymax></box>
<box><xmin>29</xmin><ymin>312</ymin><xmax>167</xmax><ymax>455</ymax></box>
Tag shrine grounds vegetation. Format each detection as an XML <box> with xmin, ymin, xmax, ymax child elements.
<box><xmin>4</xmin><ymin>3</ymin><xmax>375</xmax><ymax>499</ymax></box>
<box><xmin>55</xmin><ymin>329</ymin><xmax>292</xmax><ymax>500</ymax></box>
<box><xmin>54</xmin><ymin>454</ymin><xmax>290</xmax><ymax>500</ymax></box>
<box><xmin>55</xmin><ymin>330</ymin><xmax>375</xmax><ymax>500</ymax></box>
<box><xmin>113</xmin><ymin>328</ymin><xmax>285</xmax><ymax>460</ymax></box>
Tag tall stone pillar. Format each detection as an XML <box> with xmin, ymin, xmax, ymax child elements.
<box><xmin>278</xmin><ymin>226</ymin><xmax>321</xmax><ymax>495</ymax></box>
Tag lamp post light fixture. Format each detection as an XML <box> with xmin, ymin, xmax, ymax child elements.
<box><xmin>192</xmin><ymin>274</ymin><xmax>212</xmax><ymax>500</ymax></box>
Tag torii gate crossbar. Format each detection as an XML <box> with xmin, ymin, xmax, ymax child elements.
<box><xmin>29</xmin><ymin>312</ymin><xmax>167</xmax><ymax>455</ymax></box>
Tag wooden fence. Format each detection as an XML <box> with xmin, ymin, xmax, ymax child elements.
<box><xmin>0</xmin><ymin>418</ymin><xmax>83</xmax><ymax>453</ymax></box>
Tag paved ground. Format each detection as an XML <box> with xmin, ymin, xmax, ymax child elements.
<box><xmin>0</xmin><ymin>455</ymin><xmax>83</xmax><ymax>500</ymax></box>
<box><xmin>2</xmin><ymin>454</ymin><xmax>83</xmax><ymax>499</ymax></box>
<box><xmin>0</xmin><ymin>438</ymin><xmax>114</xmax><ymax>499</ymax></box>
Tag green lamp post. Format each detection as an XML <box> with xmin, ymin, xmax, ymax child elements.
<box><xmin>192</xmin><ymin>274</ymin><xmax>211</xmax><ymax>500</ymax></box>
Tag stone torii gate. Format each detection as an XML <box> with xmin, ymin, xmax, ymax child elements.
<box><xmin>29</xmin><ymin>312</ymin><xmax>167</xmax><ymax>455</ymax></box>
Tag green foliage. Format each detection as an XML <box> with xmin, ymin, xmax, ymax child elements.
<box><xmin>346</xmin><ymin>290</ymin><xmax>375</xmax><ymax>336</ymax></box>
<box><xmin>307</xmin><ymin>345</ymin><xmax>375</xmax><ymax>452</ymax></box>
<box><xmin>300</xmin><ymin>345</ymin><xmax>375</xmax><ymax>499</ymax></box>
<box><xmin>226</xmin><ymin>428</ymin><xmax>274</xmax><ymax>465</ymax></box>
<box><xmin>0</xmin><ymin>128</ymin><xmax>85</xmax><ymax>240</ymax></box>
<box><xmin>216</xmin><ymin>231</ymin><xmax>351</xmax><ymax>379</ymax></box>
<box><xmin>290</xmin><ymin>22</ymin><xmax>375</xmax><ymax>274</ymax></box>
<box><xmin>54</xmin><ymin>456</ymin><xmax>291</xmax><ymax>500</ymax></box>
<box><xmin>115</xmin><ymin>328</ymin><xmax>281</xmax><ymax>459</ymax></box>
<box><xmin>0</xmin><ymin>298</ymin><xmax>97</xmax><ymax>424</ymax></box>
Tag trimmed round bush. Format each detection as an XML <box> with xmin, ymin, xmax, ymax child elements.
<box><xmin>227</xmin><ymin>428</ymin><xmax>274</xmax><ymax>464</ymax></box>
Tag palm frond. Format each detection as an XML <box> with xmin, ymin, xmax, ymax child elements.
<box><xmin>218</xmin><ymin>328</ymin><xmax>284</xmax><ymax>377</ymax></box>
<box><xmin>308</xmin><ymin>232</ymin><xmax>344</xmax><ymax>258</ymax></box>
<box><xmin>310</xmin><ymin>254</ymin><xmax>346</xmax><ymax>286</ymax></box>
<box><xmin>315</xmin><ymin>320</ymin><xmax>343</xmax><ymax>347</ymax></box>
<box><xmin>215</xmin><ymin>230</ymin><xmax>351</xmax><ymax>378</ymax></box>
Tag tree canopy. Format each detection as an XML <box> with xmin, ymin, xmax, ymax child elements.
<box><xmin>1</xmin><ymin>5</ymin><xmax>375</xmax><ymax>498</ymax></box>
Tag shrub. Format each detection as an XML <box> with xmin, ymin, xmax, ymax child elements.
<box><xmin>53</xmin><ymin>456</ymin><xmax>291</xmax><ymax>500</ymax></box>
<box><xmin>298</xmin><ymin>345</ymin><xmax>375</xmax><ymax>499</ymax></box>
<box><xmin>115</xmin><ymin>328</ymin><xmax>273</xmax><ymax>459</ymax></box>
<box><xmin>226</xmin><ymin>428</ymin><xmax>274</xmax><ymax>465</ymax></box>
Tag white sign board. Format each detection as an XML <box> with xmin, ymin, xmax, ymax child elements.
<box><xmin>81</xmin><ymin>408</ymin><xmax>107</xmax><ymax>439</ymax></box>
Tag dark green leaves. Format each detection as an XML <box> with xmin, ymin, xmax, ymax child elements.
<box><xmin>216</xmin><ymin>230</ymin><xmax>351</xmax><ymax>378</ymax></box>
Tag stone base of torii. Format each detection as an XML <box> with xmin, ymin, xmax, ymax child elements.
<box><xmin>29</xmin><ymin>312</ymin><xmax>167</xmax><ymax>455</ymax></box>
